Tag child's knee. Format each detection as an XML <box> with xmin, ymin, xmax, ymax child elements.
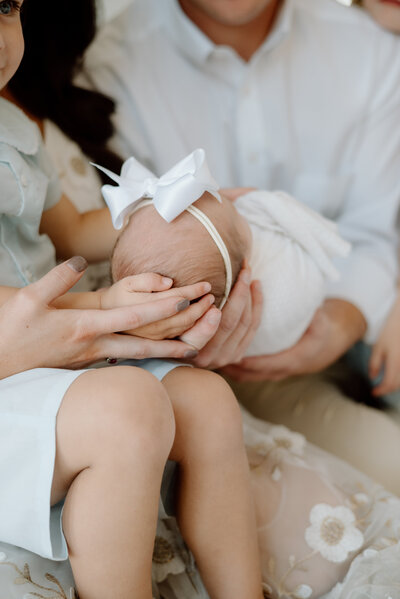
<box><xmin>102</xmin><ymin>366</ymin><xmax>175</xmax><ymax>454</ymax></box>
<box><xmin>186</xmin><ymin>369</ymin><xmax>244</xmax><ymax>447</ymax></box>
<box><xmin>62</xmin><ymin>367</ymin><xmax>176</xmax><ymax>461</ymax></box>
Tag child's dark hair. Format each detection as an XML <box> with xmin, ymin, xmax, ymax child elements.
<box><xmin>9</xmin><ymin>0</ymin><xmax>123</xmax><ymax>181</ymax></box>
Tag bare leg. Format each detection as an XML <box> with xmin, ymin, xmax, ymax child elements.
<box><xmin>163</xmin><ymin>367</ymin><xmax>263</xmax><ymax>599</ymax></box>
<box><xmin>51</xmin><ymin>366</ymin><xmax>175</xmax><ymax>599</ymax></box>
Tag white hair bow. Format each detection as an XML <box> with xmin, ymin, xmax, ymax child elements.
<box><xmin>92</xmin><ymin>148</ymin><xmax>221</xmax><ymax>229</ymax></box>
<box><xmin>93</xmin><ymin>149</ymin><xmax>233</xmax><ymax>309</ymax></box>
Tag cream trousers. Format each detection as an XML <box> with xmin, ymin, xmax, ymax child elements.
<box><xmin>227</xmin><ymin>365</ymin><xmax>400</xmax><ymax>495</ymax></box>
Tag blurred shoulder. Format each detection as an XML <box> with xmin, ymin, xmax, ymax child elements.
<box><xmin>293</xmin><ymin>0</ymin><xmax>399</xmax><ymax>40</ymax></box>
<box><xmin>91</xmin><ymin>0</ymin><xmax>162</xmax><ymax>51</ymax></box>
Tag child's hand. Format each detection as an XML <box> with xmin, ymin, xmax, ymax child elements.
<box><xmin>369</xmin><ymin>295</ymin><xmax>400</xmax><ymax>396</ymax></box>
<box><xmin>100</xmin><ymin>273</ymin><xmax>215</xmax><ymax>340</ymax></box>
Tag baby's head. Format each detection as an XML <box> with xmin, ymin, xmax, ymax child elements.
<box><xmin>111</xmin><ymin>191</ymin><xmax>251</xmax><ymax>307</ymax></box>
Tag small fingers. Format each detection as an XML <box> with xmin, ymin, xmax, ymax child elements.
<box><xmin>133</xmin><ymin>281</ymin><xmax>212</xmax><ymax>303</ymax></box>
<box><xmin>169</xmin><ymin>281</ymin><xmax>212</xmax><ymax>301</ymax></box>
<box><xmin>133</xmin><ymin>293</ymin><xmax>216</xmax><ymax>339</ymax></box>
<box><xmin>121</xmin><ymin>273</ymin><xmax>173</xmax><ymax>293</ymax></box>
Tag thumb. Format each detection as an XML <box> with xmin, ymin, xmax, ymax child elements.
<box><xmin>29</xmin><ymin>257</ymin><xmax>88</xmax><ymax>304</ymax></box>
<box><xmin>369</xmin><ymin>344</ymin><xmax>384</xmax><ymax>380</ymax></box>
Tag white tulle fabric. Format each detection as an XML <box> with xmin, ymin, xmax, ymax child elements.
<box><xmin>236</xmin><ymin>191</ymin><xmax>351</xmax><ymax>355</ymax></box>
<box><xmin>242</xmin><ymin>408</ymin><xmax>400</xmax><ymax>599</ymax></box>
<box><xmin>93</xmin><ymin>149</ymin><xmax>221</xmax><ymax>229</ymax></box>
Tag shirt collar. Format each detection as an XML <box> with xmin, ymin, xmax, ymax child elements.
<box><xmin>0</xmin><ymin>97</ymin><xmax>39</xmax><ymax>155</ymax></box>
<box><xmin>163</xmin><ymin>0</ymin><xmax>294</xmax><ymax>66</ymax></box>
<box><xmin>257</xmin><ymin>0</ymin><xmax>294</xmax><ymax>55</ymax></box>
<box><xmin>163</xmin><ymin>0</ymin><xmax>214</xmax><ymax>66</ymax></box>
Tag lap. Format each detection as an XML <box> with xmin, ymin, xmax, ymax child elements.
<box><xmin>226</xmin><ymin>365</ymin><xmax>400</xmax><ymax>494</ymax></box>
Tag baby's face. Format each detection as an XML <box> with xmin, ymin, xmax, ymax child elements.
<box><xmin>363</xmin><ymin>0</ymin><xmax>400</xmax><ymax>33</ymax></box>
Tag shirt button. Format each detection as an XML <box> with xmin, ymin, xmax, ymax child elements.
<box><xmin>25</xmin><ymin>268</ymin><xmax>34</xmax><ymax>282</ymax></box>
<box><xmin>21</xmin><ymin>174</ymin><xmax>28</xmax><ymax>187</ymax></box>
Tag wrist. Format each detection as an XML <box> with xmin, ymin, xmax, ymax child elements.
<box><xmin>324</xmin><ymin>298</ymin><xmax>367</xmax><ymax>343</ymax></box>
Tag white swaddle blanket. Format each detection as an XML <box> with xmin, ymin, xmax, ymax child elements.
<box><xmin>236</xmin><ymin>190</ymin><xmax>351</xmax><ymax>356</ymax></box>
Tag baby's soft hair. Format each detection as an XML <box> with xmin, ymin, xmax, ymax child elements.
<box><xmin>111</xmin><ymin>201</ymin><xmax>246</xmax><ymax>307</ymax></box>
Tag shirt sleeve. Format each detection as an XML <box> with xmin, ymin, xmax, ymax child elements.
<box><xmin>0</xmin><ymin>163</ymin><xmax>23</xmax><ymax>217</ymax></box>
<box><xmin>325</xmin><ymin>36</ymin><xmax>400</xmax><ymax>343</ymax></box>
<box><xmin>36</xmin><ymin>142</ymin><xmax>62</xmax><ymax>211</ymax></box>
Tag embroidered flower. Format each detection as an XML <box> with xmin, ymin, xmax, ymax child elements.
<box><xmin>152</xmin><ymin>530</ymin><xmax>185</xmax><ymax>583</ymax></box>
<box><xmin>305</xmin><ymin>504</ymin><xmax>364</xmax><ymax>562</ymax></box>
<box><xmin>293</xmin><ymin>584</ymin><xmax>313</xmax><ymax>598</ymax></box>
<box><xmin>262</xmin><ymin>582</ymin><xmax>273</xmax><ymax>598</ymax></box>
<box><xmin>353</xmin><ymin>493</ymin><xmax>369</xmax><ymax>506</ymax></box>
<box><xmin>268</xmin><ymin>425</ymin><xmax>305</xmax><ymax>456</ymax></box>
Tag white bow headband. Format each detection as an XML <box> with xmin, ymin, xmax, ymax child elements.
<box><xmin>93</xmin><ymin>149</ymin><xmax>232</xmax><ymax>308</ymax></box>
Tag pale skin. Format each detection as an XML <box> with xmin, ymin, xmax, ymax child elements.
<box><xmin>52</xmin><ymin>366</ymin><xmax>263</xmax><ymax>599</ymax></box>
<box><xmin>0</xmin><ymin>260</ymin><xmax>217</xmax><ymax>378</ymax></box>
<box><xmin>1</xmin><ymin>3</ymin><xmax>264</xmax><ymax>597</ymax></box>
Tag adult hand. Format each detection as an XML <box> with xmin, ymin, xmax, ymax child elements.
<box><xmin>183</xmin><ymin>262</ymin><xmax>264</xmax><ymax>369</ymax></box>
<box><xmin>100</xmin><ymin>273</ymin><xmax>215</xmax><ymax>340</ymax></box>
<box><xmin>222</xmin><ymin>299</ymin><xmax>366</xmax><ymax>382</ymax></box>
<box><xmin>0</xmin><ymin>258</ymin><xmax>213</xmax><ymax>379</ymax></box>
<box><xmin>369</xmin><ymin>294</ymin><xmax>400</xmax><ymax>396</ymax></box>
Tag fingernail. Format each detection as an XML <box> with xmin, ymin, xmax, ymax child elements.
<box><xmin>177</xmin><ymin>299</ymin><xmax>190</xmax><ymax>312</ymax></box>
<box><xmin>184</xmin><ymin>349</ymin><xmax>198</xmax><ymax>359</ymax></box>
<box><xmin>66</xmin><ymin>256</ymin><xmax>88</xmax><ymax>272</ymax></box>
<box><xmin>203</xmin><ymin>282</ymin><xmax>212</xmax><ymax>292</ymax></box>
<box><xmin>207</xmin><ymin>309</ymin><xmax>221</xmax><ymax>325</ymax></box>
<box><xmin>162</xmin><ymin>277</ymin><xmax>172</xmax><ymax>286</ymax></box>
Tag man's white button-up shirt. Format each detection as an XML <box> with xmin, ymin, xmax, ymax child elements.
<box><xmin>84</xmin><ymin>0</ymin><xmax>400</xmax><ymax>342</ymax></box>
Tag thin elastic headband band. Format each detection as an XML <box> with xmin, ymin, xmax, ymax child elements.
<box><xmin>130</xmin><ymin>199</ymin><xmax>232</xmax><ymax>309</ymax></box>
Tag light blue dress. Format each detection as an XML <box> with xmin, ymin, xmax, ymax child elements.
<box><xmin>0</xmin><ymin>98</ymin><xmax>181</xmax><ymax>560</ymax></box>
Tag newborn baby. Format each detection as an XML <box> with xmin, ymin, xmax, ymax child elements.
<box><xmin>96</xmin><ymin>150</ymin><xmax>350</xmax><ymax>355</ymax></box>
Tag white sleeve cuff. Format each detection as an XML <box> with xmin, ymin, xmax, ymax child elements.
<box><xmin>325</xmin><ymin>253</ymin><xmax>398</xmax><ymax>343</ymax></box>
